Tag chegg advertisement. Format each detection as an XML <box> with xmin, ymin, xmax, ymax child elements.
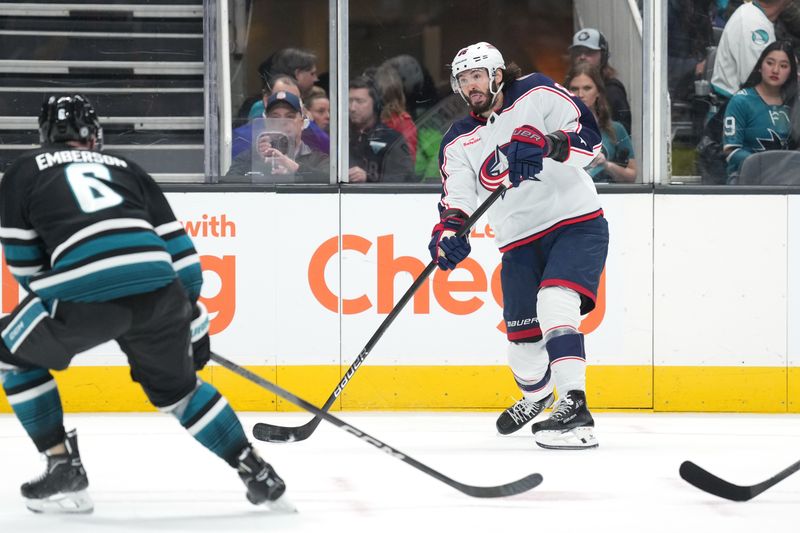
<box><xmin>0</xmin><ymin>193</ymin><xmax>652</xmax><ymax>369</ymax></box>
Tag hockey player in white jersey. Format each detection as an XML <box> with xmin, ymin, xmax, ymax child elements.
<box><xmin>428</xmin><ymin>42</ymin><xmax>609</xmax><ymax>449</ymax></box>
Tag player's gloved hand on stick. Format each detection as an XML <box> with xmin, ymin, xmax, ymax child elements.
<box><xmin>506</xmin><ymin>125</ymin><xmax>549</xmax><ymax>187</ymax></box>
<box><xmin>190</xmin><ymin>301</ymin><xmax>211</xmax><ymax>370</ymax></box>
<box><xmin>428</xmin><ymin>212</ymin><xmax>471</xmax><ymax>270</ymax></box>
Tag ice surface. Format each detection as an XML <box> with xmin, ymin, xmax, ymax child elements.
<box><xmin>0</xmin><ymin>411</ymin><xmax>797</xmax><ymax>532</ymax></box>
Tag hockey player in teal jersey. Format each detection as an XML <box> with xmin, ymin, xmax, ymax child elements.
<box><xmin>0</xmin><ymin>95</ymin><xmax>289</xmax><ymax>513</ymax></box>
<box><xmin>723</xmin><ymin>40</ymin><xmax>797</xmax><ymax>183</ymax></box>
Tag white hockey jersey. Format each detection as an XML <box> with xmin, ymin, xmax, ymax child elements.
<box><xmin>438</xmin><ymin>72</ymin><xmax>604</xmax><ymax>252</ymax></box>
<box><xmin>711</xmin><ymin>1</ymin><xmax>774</xmax><ymax>98</ymax></box>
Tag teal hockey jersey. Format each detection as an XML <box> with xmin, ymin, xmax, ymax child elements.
<box><xmin>0</xmin><ymin>145</ymin><xmax>203</xmax><ymax>303</ymax></box>
<box><xmin>722</xmin><ymin>87</ymin><xmax>791</xmax><ymax>181</ymax></box>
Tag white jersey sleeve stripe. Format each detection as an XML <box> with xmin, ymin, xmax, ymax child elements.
<box><xmin>52</xmin><ymin>218</ymin><xmax>154</xmax><ymax>264</ymax></box>
<box><xmin>0</xmin><ymin>227</ymin><xmax>39</xmax><ymax>240</ymax></box>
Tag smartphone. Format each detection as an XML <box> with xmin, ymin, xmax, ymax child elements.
<box><xmin>257</xmin><ymin>131</ymin><xmax>289</xmax><ymax>154</ymax></box>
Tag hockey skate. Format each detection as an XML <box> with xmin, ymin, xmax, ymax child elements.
<box><xmin>237</xmin><ymin>445</ymin><xmax>295</xmax><ymax>512</ymax></box>
<box><xmin>531</xmin><ymin>390</ymin><xmax>598</xmax><ymax>450</ymax></box>
<box><xmin>496</xmin><ymin>392</ymin><xmax>554</xmax><ymax>435</ymax></box>
<box><xmin>21</xmin><ymin>429</ymin><xmax>93</xmax><ymax>514</ymax></box>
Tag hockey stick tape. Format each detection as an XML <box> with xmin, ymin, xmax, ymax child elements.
<box><xmin>191</xmin><ymin>301</ymin><xmax>209</xmax><ymax>343</ymax></box>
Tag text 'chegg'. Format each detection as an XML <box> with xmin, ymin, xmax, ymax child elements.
<box><xmin>307</xmin><ymin>234</ymin><xmax>605</xmax><ymax>334</ymax></box>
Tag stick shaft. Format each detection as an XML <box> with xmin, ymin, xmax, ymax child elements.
<box><xmin>211</xmin><ymin>351</ymin><xmax>542</xmax><ymax>498</ymax></box>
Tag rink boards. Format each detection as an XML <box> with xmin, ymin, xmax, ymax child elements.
<box><xmin>0</xmin><ymin>192</ymin><xmax>797</xmax><ymax>413</ymax></box>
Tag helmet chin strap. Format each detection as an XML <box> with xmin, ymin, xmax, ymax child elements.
<box><xmin>458</xmin><ymin>70</ymin><xmax>505</xmax><ymax>109</ymax></box>
<box><xmin>489</xmin><ymin>79</ymin><xmax>504</xmax><ymax>107</ymax></box>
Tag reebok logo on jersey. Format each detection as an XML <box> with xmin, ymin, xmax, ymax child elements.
<box><xmin>463</xmin><ymin>137</ymin><xmax>481</xmax><ymax>147</ymax></box>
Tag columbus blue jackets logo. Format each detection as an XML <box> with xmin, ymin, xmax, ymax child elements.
<box><xmin>479</xmin><ymin>144</ymin><xmax>510</xmax><ymax>191</ymax></box>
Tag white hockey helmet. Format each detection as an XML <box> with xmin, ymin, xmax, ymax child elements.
<box><xmin>450</xmin><ymin>42</ymin><xmax>506</xmax><ymax>97</ymax></box>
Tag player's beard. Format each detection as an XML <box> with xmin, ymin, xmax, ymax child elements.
<box><xmin>467</xmin><ymin>87</ymin><xmax>495</xmax><ymax>115</ymax></box>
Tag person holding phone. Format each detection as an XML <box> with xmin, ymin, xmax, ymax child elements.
<box><xmin>227</xmin><ymin>91</ymin><xmax>329</xmax><ymax>182</ymax></box>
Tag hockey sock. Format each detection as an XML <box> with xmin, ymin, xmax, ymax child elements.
<box><xmin>1</xmin><ymin>368</ymin><xmax>66</xmax><ymax>452</ymax></box>
<box><xmin>537</xmin><ymin>286</ymin><xmax>586</xmax><ymax>394</ymax></box>
<box><xmin>545</xmin><ymin>328</ymin><xmax>586</xmax><ymax>393</ymax></box>
<box><xmin>507</xmin><ymin>341</ymin><xmax>553</xmax><ymax>400</ymax></box>
<box><xmin>164</xmin><ymin>380</ymin><xmax>248</xmax><ymax>467</ymax></box>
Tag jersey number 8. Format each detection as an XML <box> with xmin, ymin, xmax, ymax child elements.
<box><xmin>66</xmin><ymin>163</ymin><xmax>123</xmax><ymax>213</ymax></box>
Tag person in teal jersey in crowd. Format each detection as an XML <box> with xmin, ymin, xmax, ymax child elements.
<box><xmin>565</xmin><ymin>63</ymin><xmax>636</xmax><ymax>183</ymax></box>
<box><xmin>723</xmin><ymin>40</ymin><xmax>797</xmax><ymax>183</ymax></box>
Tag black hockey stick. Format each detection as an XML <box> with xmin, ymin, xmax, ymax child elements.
<box><xmin>679</xmin><ymin>459</ymin><xmax>800</xmax><ymax>501</ymax></box>
<box><xmin>211</xmin><ymin>351</ymin><xmax>542</xmax><ymax>498</ymax></box>
<box><xmin>253</xmin><ymin>184</ymin><xmax>508</xmax><ymax>444</ymax></box>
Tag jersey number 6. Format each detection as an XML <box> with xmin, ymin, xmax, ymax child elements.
<box><xmin>66</xmin><ymin>163</ymin><xmax>123</xmax><ymax>213</ymax></box>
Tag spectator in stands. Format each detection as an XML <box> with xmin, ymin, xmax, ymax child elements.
<box><xmin>711</xmin><ymin>0</ymin><xmax>791</xmax><ymax>100</ymax></box>
<box><xmin>380</xmin><ymin>54</ymin><xmax>450</xmax><ymax>182</ymax></box>
<box><xmin>348</xmin><ymin>76</ymin><xmax>414</xmax><ymax>183</ymax></box>
<box><xmin>566</xmin><ymin>63</ymin><xmax>637</xmax><ymax>184</ymax></box>
<box><xmin>258</xmin><ymin>47</ymin><xmax>319</xmax><ymax>98</ymax></box>
<box><xmin>247</xmin><ymin>48</ymin><xmax>319</xmax><ymax>120</ymax></box>
<box><xmin>232</xmin><ymin>74</ymin><xmax>329</xmax><ymax>159</ymax></box>
<box><xmin>227</xmin><ymin>91</ymin><xmax>329</xmax><ymax>182</ymax></box>
<box><xmin>723</xmin><ymin>40</ymin><xmax>796</xmax><ymax>183</ymax></box>
<box><xmin>383</xmin><ymin>54</ymin><xmax>439</xmax><ymax>118</ymax></box>
<box><xmin>305</xmin><ymin>86</ymin><xmax>330</xmax><ymax>132</ymax></box>
<box><xmin>569</xmin><ymin>28</ymin><xmax>632</xmax><ymax>133</ymax></box>
<box><xmin>374</xmin><ymin>63</ymin><xmax>418</xmax><ymax>163</ymax></box>
<box><xmin>697</xmin><ymin>0</ymin><xmax>790</xmax><ymax>184</ymax></box>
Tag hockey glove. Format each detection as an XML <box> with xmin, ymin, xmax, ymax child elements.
<box><xmin>428</xmin><ymin>213</ymin><xmax>471</xmax><ymax>271</ymax></box>
<box><xmin>190</xmin><ymin>301</ymin><xmax>211</xmax><ymax>371</ymax></box>
<box><xmin>506</xmin><ymin>125</ymin><xmax>549</xmax><ymax>187</ymax></box>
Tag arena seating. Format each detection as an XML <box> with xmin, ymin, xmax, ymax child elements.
<box><xmin>0</xmin><ymin>0</ymin><xmax>205</xmax><ymax>181</ymax></box>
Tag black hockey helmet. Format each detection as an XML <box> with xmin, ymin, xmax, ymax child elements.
<box><xmin>38</xmin><ymin>94</ymin><xmax>103</xmax><ymax>148</ymax></box>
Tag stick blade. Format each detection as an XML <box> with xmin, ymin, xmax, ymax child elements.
<box><xmin>253</xmin><ymin>421</ymin><xmax>313</xmax><ymax>443</ymax></box>
<box><xmin>455</xmin><ymin>473</ymin><xmax>543</xmax><ymax>498</ymax></box>
<box><xmin>679</xmin><ymin>461</ymin><xmax>753</xmax><ymax>501</ymax></box>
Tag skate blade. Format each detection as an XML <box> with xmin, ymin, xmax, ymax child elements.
<box><xmin>534</xmin><ymin>426</ymin><xmax>598</xmax><ymax>450</ymax></box>
<box><xmin>25</xmin><ymin>489</ymin><xmax>94</xmax><ymax>514</ymax></box>
<box><xmin>262</xmin><ymin>494</ymin><xmax>297</xmax><ymax>514</ymax></box>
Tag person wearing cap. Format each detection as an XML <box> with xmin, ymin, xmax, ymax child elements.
<box><xmin>231</xmin><ymin>74</ymin><xmax>330</xmax><ymax>160</ymax></box>
<box><xmin>569</xmin><ymin>28</ymin><xmax>632</xmax><ymax>133</ymax></box>
<box><xmin>227</xmin><ymin>90</ymin><xmax>329</xmax><ymax>182</ymax></box>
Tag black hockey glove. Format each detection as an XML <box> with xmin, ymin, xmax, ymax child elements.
<box><xmin>190</xmin><ymin>301</ymin><xmax>210</xmax><ymax>371</ymax></box>
<box><xmin>428</xmin><ymin>211</ymin><xmax>470</xmax><ymax>270</ymax></box>
<box><xmin>506</xmin><ymin>125</ymin><xmax>549</xmax><ymax>186</ymax></box>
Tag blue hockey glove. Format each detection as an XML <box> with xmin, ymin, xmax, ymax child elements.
<box><xmin>506</xmin><ymin>125</ymin><xmax>549</xmax><ymax>187</ymax></box>
<box><xmin>190</xmin><ymin>301</ymin><xmax>210</xmax><ymax>370</ymax></box>
<box><xmin>428</xmin><ymin>213</ymin><xmax>471</xmax><ymax>271</ymax></box>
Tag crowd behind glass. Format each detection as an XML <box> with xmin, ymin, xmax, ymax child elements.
<box><xmin>226</xmin><ymin>0</ymin><xmax>800</xmax><ymax>186</ymax></box>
